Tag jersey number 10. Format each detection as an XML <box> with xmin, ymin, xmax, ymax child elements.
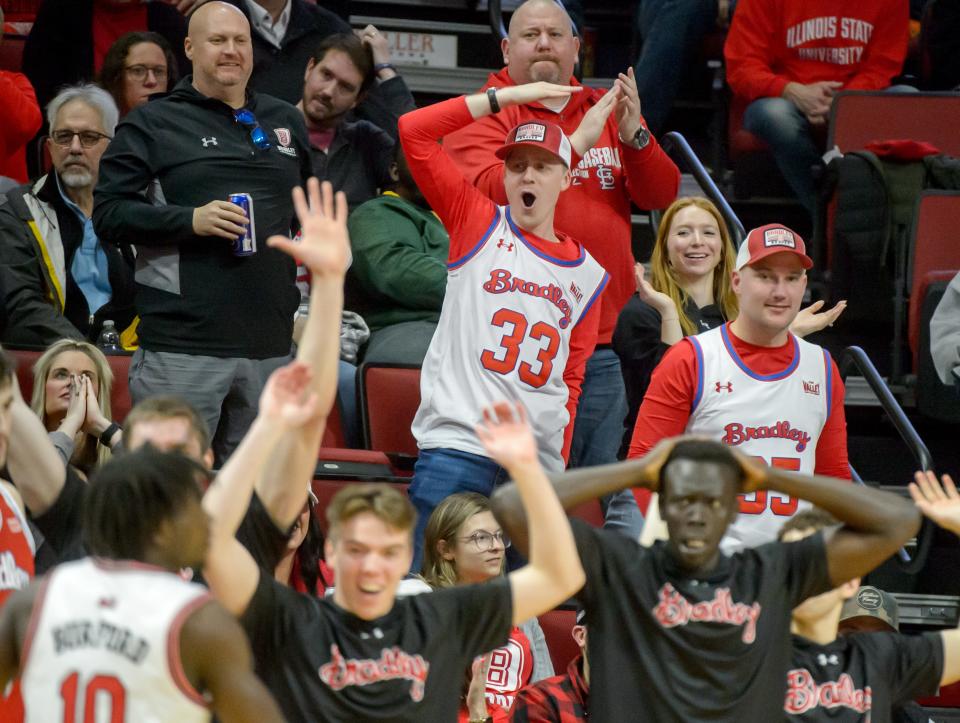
<box><xmin>738</xmin><ymin>456</ymin><xmax>801</xmax><ymax>516</ymax></box>
<box><xmin>480</xmin><ymin>309</ymin><xmax>560</xmax><ymax>388</ymax></box>
<box><xmin>60</xmin><ymin>672</ymin><xmax>125</xmax><ymax>723</ymax></box>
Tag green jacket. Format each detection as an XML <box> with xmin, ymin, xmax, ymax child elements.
<box><xmin>345</xmin><ymin>193</ymin><xmax>449</xmax><ymax>331</ymax></box>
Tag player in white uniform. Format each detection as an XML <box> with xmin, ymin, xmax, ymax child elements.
<box><xmin>0</xmin><ymin>446</ymin><xmax>285</xmax><ymax>723</ymax></box>
<box><xmin>398</xmin><ymin>82</ymin><xmax>620</xmax><ymax>569</ymax></box>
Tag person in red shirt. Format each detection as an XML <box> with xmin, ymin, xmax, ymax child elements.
<box><xmin>628</xmin><ymin>224</ymin><xmax>850</xmax><ymax>552</ymax></box>
<box><xmin>444</xmin><ymin>0</ymin><xmax>681</xmax><ymax>540</ymax></box>
<box><xmin>724</xmin><ymin>0</ymin><xmax>910</xmax><ymax>214</ymax></box>
<box><xmin>0</xmin><ymin>7</ymin><xmax>42</xmax><ymax>186</ymax></box>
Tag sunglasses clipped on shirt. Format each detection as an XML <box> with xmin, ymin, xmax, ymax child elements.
<box><xmin>233</xmin><ymin>108</ymin><xmax>271</xmax><ymax>150</ymax></box>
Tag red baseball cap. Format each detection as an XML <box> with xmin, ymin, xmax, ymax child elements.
<box><xmin>735</xmin><ymin>224</ymin><xmax>813</xmax><ymax>270</ymax></box>
<box><xmin>495</xmin><ymin>121</ymin><xmax>573</xmax><ymax>168</ymax></box>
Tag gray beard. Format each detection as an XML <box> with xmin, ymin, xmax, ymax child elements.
<box><xmin>60</xmin><ymin>167</ymin><xmax>93</xmax><ymax>189</ymax></box>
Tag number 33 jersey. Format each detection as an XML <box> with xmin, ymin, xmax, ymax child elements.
<box><xmin>413</xmin><ymin>205</ymin><xmax>608</xmax><ymax>472</ymax></box>
<box><xmin>19</xmin><ymin>558</ymin><xmax>212</xmax><ymax>723</ymax></box>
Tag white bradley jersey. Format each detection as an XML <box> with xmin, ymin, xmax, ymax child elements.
<box><xmin>20</xmin><ymin>558</ymin><xmax>211</xmax><ymax>723</ymax></box>
<box><xmin>686</xmin><ymin>325</ymin><xmax>834</xmax><ymax>553</ymax></box>
<box><xmin>413</xmin><ymin>205</ymin><xmax>608</xmax><ymax>472</ymax></box>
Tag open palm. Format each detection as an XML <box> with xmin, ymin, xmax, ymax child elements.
<box><xmin>909</xmin><ymin>471</ymin><xmax>960</xmax><ymax>536</ymax></box>
<box><xmin>259</xmin><ymin>361</ymin><xmax>320</xmax><ymax>429</ymax></box>
<box><xmin>267</xmin><ymin>178</ymin><xmax>351</xmax><ymax>278</ymax></box>
<box><xmin>475</xmin><ymin>401</ymin><xmax>538</xmax><ymax>469</ymax></box>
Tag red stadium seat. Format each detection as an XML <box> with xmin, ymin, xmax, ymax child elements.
<box><xmin>10</xmin><ymin>348</ymin><xmax>41</xmax><ymax>403</ymax></box>
<box><xmin>907</xmin><ymin>191</ymin><xmax>960</xmax><ymax>370</ymax></box>
<box><xmin>310</xmin><ymin>477</ymin><xmax>410</xmax><ymax>534</ymax></box>
<box><xmin>0</xmin><ymin>34</ymin><xmax>26</xmax><ymax>72</ymax></box>
<box><xmin>568</xmin><ymin>499</ymin><xmax>604</xmax><ymax>528</ymax></box>
<box><xmin>828</xmin><ymin>91</ymin><xmax>960</xmax><ymax>156</ymax></box>
<box><xmin>321</xmin><ymin>402</ymin><xmax>346</xmax><ymax>449</ymax></box>
<box><xmin>359</xmin><ymin>363</ymin><xmax>421</xmax><ymax>457</ymax></box>
<box><xmin>537</xmin><ymin>608</ymin><xmax>580</xmax><ymax>674</ymax></box>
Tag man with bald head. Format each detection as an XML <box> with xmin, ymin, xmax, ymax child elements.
<box><xmin>94</xmin><ymin>0</ymin><xmax>313</xmax><ymax>464</ymax></box>
<box><xmin>445</xmin><ymin>0</ymin><xmax>681</xmax><ymax>538</ymax></box>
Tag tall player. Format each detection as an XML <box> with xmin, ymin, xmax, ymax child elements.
<box><xmin>491</xmin><ymin>437</ymin><xmax>920</xmax><ymax>720</ymax></box>
<box><xmin>629</xmin><ymin>224</ymin><xmax>850</xmax><ymax>552</ymax></box>
<box><xmin>398</xmin><ymin>82</ymin><xmax>617</xmax><ymax>568</ymax></box>
<box><xmin>0</xmin><ymin>363</ymin><xmax>319</xmax><ymax>723</ymax></box>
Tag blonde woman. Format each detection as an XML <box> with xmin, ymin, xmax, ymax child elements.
<box><xmin>31</xmin><ymin>339</ymin><xmax>121</xmax><ymax>476</ymax></box>
<box><xmin>423</xmin><ymin>492</ymin><xmax>554</xmax><ymax>718</ymax></box>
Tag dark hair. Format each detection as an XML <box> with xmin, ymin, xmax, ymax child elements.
<box><xmin>659</xmin><ymin>439</ymin><xmax>744</xmax><ymax>493</ymax></box>
<box><xmin>310</xmin><ymin>33</ymin><xmax>375</xmax><ymax>96</ymax></box>
<box><xmin>0</xmin><ymin>349</ymin><xmax>16</xmax><ymax>388</ymax></box>
<box><xmin>99</xmin><ymin>31</ymin><xmax>178</xmax><ymax>114</ymax></box>
<box><xmin>297</xmin><ymin>505</ymin><xmax>329</xmax><ymax>594</ymax></box>
<box><xmin>778</xmin><ymin>508</ymin><xmax>838</xmax><ymax>541</ymax></box>
<box><xmin>124</xmin><ymin>395</ymin><xmax>211</xmax><ymax>455</ymax></box>
<box><xmin>83</xmin><ymin>446</ymin><xmax>209</xmax><ymax>560</ymax></box>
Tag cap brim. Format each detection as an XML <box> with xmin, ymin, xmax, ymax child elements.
<box><xmin>736</xmin><ymin>246</ymin><xmax>814</xmax><ymax>271</ymax></box>
<box><xmin>495</xmin><ymin>141</ymin><xmax>569</xmax><ymax>167</ymax></box>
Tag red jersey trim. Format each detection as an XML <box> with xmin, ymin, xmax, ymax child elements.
<box><xmin>19</xmin><ymin>573</ymin><xmax>53</xmax><ymax>674</ymax></box>
<box><xmin>166</xmin><ymin>593</ymin><xmax>214</xmax><ymax>708</ymax></box>
<box><xmin>448</xmin><ymin>207</ymin><xmax>501</xmax><ymax>270</ymax></box>
<box><xmin>720</xmin><ymin>324</ymin><xmax>800</xmax><ymax>381</ymax></box>
<box><xmin>505</xmin><ymin>208</ymin><xmax>585</xmax><ymax>267</ymax></box>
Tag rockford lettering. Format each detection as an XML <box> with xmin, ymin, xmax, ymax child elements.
<box><xmin>319</xmin><ymin>645</ymin><xmax>430</xmax><ymax>702</ymax></box>
<box><xmin>483</xmin><ymin>269</ymin><xmax>574</xmax><ymax>328</ymax></box>
<box><xmin>52</xmin><ymin>620</ymin><xmax>150</xmax><ymax>664</ymax></box>
<box><xmin>652</xmin><ymin>583</ymin><xmax>762</xmax><ymax>644</ymax></box>
<box><xmin>784</xmin><ymin>669</ymin><xmax>872</xmax><ymax>714</ymax></box>
<box><xmin>722</xmin><ymin>421</ymin><xmax>812</xmax><ymax>452</ymax></box>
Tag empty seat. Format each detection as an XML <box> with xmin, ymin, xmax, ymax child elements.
<box><xmin>359</xmin><ymin>363</ymin><xmax>421</xmax><ymax>456</ymax></box>
<box><xmin>537</xmin><ymin>607</ymin><xmax>580</xmax><ymax>674</ymax></box>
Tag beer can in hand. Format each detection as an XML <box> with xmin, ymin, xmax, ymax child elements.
<box><xmin>229</xmin><ymin>193</ymin><xmax>256</xmax><ymax>256</ymax></box>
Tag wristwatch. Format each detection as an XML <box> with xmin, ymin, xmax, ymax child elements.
<box><xmin>629</xmin><ymin>125</ymin><xmax>651</xmax><ymax>150</ymax></box>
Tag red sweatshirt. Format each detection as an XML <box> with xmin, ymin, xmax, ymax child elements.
<box><xmin>399</xmin><ymin>97</ymin><xmax>601</xmax><ymax>462</ymax></box>
<box><xmin>0</xmin><ymin>71</ymin><xmax>42</xmax><ymax>183</ymax></box>
<box><xmin>444</xmin><ymin>69</ymin><xmax>681</xmax><ymax>344</ymax></box>
<box><xmin>725</xmin><ymin>0</ymin><xmax>909</xmax><ymax>102</ymax></box>
<box><xmin>628</xmin><ymin>325</ymin><xmax>850</xmax><ymax>513</ymax></box>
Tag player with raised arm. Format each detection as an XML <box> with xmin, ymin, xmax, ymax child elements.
<box><xmin>0</xmin><ymin>363</ymin><xmax>318</xmax><ymax>723</ymax></box>
<box><xmin>398</xmin><ymin>82</ymin><xmax>617</xmax><ymax>569</ymax></box>
<box><xmin>491</xmin><ymin>438</ymin><xmax>919</xmax><ymax>721</ymax></box>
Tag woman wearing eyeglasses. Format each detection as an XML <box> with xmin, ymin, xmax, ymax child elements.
<box><xmin>99</xmin><ymin>32</ymin><xmax>179</xmax><ymax>116</ymax></box>
<box><xmin>423</xmin><ymin>492</ymin><xmax>555</xmax><ymax>722</ymax></box>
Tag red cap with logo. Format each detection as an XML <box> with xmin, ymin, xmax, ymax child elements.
<box><xmin>495</xmin><ymin>120</ymin><xmax>573</xmax><ymax>168</ymax></box>
<box><xmin>735</xmin><ymin>224</ymin><xmax>814</xmax><ymax>271</ymax></box>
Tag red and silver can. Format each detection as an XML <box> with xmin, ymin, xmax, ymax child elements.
<box><xmin>229</xmin><ymin>193</ymin><xmax>256</xmax><ymax>256</ymax></box>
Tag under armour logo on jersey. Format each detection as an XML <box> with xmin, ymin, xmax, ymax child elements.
<box><xmin>715</xmin><ymin>381</ymin><xmax>733</xmax><ymax>393</ymax></box>
<box><xmin>497</xmin><ymin>239</ymin><xmax>514</xmax><ymax>252</ymax></box>
<box><xmin>201</xmin><ymin>137</ymin><xmax>218</xmax><ymax>147</ymax></box>
<box><xmin>816</xmin><ymin>653</ymin><xmax>840</xmax><ymax>666</ymax></box>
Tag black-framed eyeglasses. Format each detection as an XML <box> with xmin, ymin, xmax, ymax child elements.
<box><xmin>125</xmin><ymin>64</ymin><xmax>168</xmax><ymax>82</ymax></box>
<box><xmin>50</xmin><ymin>130</ymin><xmax>112</xmax><ymax>148</ymax></box>
<box><xmin>460</xmin><ymin>530</ymin><xmax>511</xmax><ymax>552</ymax></box>
<box><xmin>234</xmin><ymin>108</ymin><xmax>271</xmax><ymax>150</ymax></box>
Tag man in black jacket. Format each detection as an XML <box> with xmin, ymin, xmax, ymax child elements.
<box><xmin>0</xmin><ymin>83</ymin><xmax>136</xmax><ymax>349</ymax></box>
<box><xmin>93</xmin><ymin>1</ymin><xmax>312</xmax><ymax>464</ymax></box>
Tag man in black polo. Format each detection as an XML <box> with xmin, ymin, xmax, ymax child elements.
<box><xmin>93</xmin><ymin>1</ymin><xmax>311</xmax><ymax>464</ymax></box>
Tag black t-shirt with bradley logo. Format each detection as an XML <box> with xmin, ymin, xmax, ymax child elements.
<box><xmin>572</xmin><ymin>519</ymin><xmax>832</xmax><ymax>721</ymax></box>
<box><xmin>241</xmin><ymin>570</ymin><xmax>513</xmax><ymax>721</ymax></box>
<box><xmin>787</xmin><ymin>632</ymin><xmax>942</xmax><ymax>721</ymax></box>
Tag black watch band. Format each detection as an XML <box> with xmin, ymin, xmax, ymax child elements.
<box><xmin>486</xmin><ymin>87</ymin><xmax>501</xmax><ymax>114</ymax></box>
<box><xmin>100</xmin><ymin>422</ymin><xmax>121</xmax><ymax>447</ymax></box>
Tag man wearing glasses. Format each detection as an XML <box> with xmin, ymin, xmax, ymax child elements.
<box><xmin>93</xmin><ymin>1</ymin><xmax>312</xmax><ymax>464</ymax></box>
<box><xmin>0</xmin><ymin>83</ymin><xmax>137</xmax><ymax>348</ymax></box>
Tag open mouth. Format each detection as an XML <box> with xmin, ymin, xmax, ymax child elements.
<box><xmin>685</xmin><ymin>253</ymin><xmax>708</xmax><ymax>260</ymax></box>
<box><xmin>521</xmin><ymin>192</ymin><xmax>536</xmax><ymax>208</ymax></box>
<box><xmin>681</xmin><ymin>538</ymin><xmax>706</xmax><ymax>551</ymax></box>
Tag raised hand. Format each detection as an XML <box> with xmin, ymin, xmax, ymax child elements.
<box><xmin>569</xmin><ymin>85</ymin><xmax>620</xmax><ymax>156</ymax></box>
<box><xmin>80</xmin><ymin>376</ymin><xmax>112</xmax><ymax>437</ymax></box>
<box><xmin>790</xmin><ymin>299</ymin><xmax>847</xmax><ymax>338</ymax></box>
<box><xmin>634</xmin><ymin>263</ymin><xmax>675</xmax><ymax>314</ymax></box>
<box><xmin>475</xmin><ymin>401</ymin><xmax>538</xmax><ymax>470</ymax></box>
<box><xmin>357</xmin><ymin>25</ymin><xmax>392</xmax><ymax>68</ymax></box>
<box><xmin>465</xmin><ymin>655</ymin><xmax>491</xmax><ymax>721</ymax></box>
<box><xmin>59</xmin><ymin>375</ymin><xmax>88</xmax><ymax>438</ymax></box>
<box><xmin>267</xmin><ymin>179</ymin><xmax>351</xmax><ymax>279</ymax></box>
<box><xmin>259</xmin><ymin>361</ymin><xmax>321</xmax><ymax>429</ymax></box>
<box><xmin>614</xmin><ymin>67</ymin><xmax>643</xmax><ymax>141</ymax></box>
<box><xmin>909</xmin><ymin>471</ymin><xmax>960</xmax><ymax>536</ymax></box>
<box><xmin>497</xmin><ymin>81</ymin><xmax>583</xmax><ymax>109</ymax></box>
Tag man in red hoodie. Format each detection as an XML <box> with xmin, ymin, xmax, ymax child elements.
<box><xmin>0</xmin><ymin>7</ymin><xmax>42</xmax><ymax>187</ymax></box>
<box><xmin>724</xmin><ymin>0</ymin><xmax>910</xmax><ymax>214</ymax></box>
<box><xmin>445</xmin><ymin>0</ymin><xmax>681</xmax><ymax>539</ymax></box>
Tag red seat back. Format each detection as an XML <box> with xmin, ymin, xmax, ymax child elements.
<box><xmin>310</xmin><ymin>477</ymin><xmax>410</xmax><ymax>534</ymax></box>
<box><xmin>321</xmin><ymin>402</ymin><xmax>346</xmax><ymax>449</ymax></box>
<box><xmin>727</xmin><ymin>94</ymin><xmax>769</xmax><ymax>160</ymax></box>
<box><xmin>908</xmin><ymin>191</ymin><xmax>960</xmax><ymax>369</ymax></box>
<box><xmin>359</xmin><ymin>363</ymin><xmax>421</xmax><ymax>456</ymax></box>
<box><xmin>828</xmin><ymin>91</ymin><xmax>960</xmax><ymax>156</ymax></box>
<box><xmin>568</xmin><ymin>499</ymin><xmax>604</xmax><ymax>527</ymax></box>
<box><xmin>0</xmin><ymin>34</ymin><xmax>26</xmax><ymax>72</ymax></box>
<box><xmin>537</xmin><ymin>608</ymin><xmax>580</xmax><ymax>673</ymax></box>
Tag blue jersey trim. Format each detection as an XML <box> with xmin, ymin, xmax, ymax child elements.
<box><xmin>823</xmin><ymin>348</ymin><xmax>833</xmax><ymax>419</ymax></box>
<box><xmin>448</xmin><ymin>208</ymin><xmax>500</xmax><ymax>270</ymax></box>
<box><xmin>690</xmin><ymin>336</ymin><xmax>704</xmax><ymax>411</ymax></box>
<box><xmin>505</xmin><ymin>207</ymin><xmax>585</xmax><ymax>267</ymax></box>
<box><xmin>574</xmin><ymin>272</ymin><xmax>609</xmax><ymax>327</ymax></box>
<box><xmin>720</xmin><ymin>324</ymin><xmax>800</xmax><ymax>381</ymax></box>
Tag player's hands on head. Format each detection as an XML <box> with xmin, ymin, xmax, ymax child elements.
<box><xmin>728</xmin><ymin>446</ymin><xmax>767</xmax><ymax>492</ymax></box>
<box><xmin>475</xmin><ymin>400</ymin><xmax>538</xmax><ymax>470</ymax></box>
<box><xmin>267</xmin><ymin>179</ymin><xmax>351</xmax><ymax>279</ymax></box>
<box><xmin>259</xmin><ymin>361</ymin><xmax>321</xmax><ymax>429</ymax></box>
<box><xmin>614</xmin><ymin>67</ymin><xmax>643</xmax><ymax>141</ymax></box>
<box><xmin>638</xmin><ymin>435</ymin><xmax>683</xmax><ymax>490</ymax></box>
<box><xmin>909</xmin><ymin>471</ymin><xmax>960</xmax><ymax>535</ymax></box>
<box><xmin>192</xmin><ymin>200</ymin><xmax>249</xmax><ymax>240</ymax></box>
<box><xmin>465</xmin><ymin>655</ymin><xmax>491</xmax><ymax>721</ymax></box>
<box><xmin>569</xmin><ymin>84</ymin><xmax>619</xmax><ymax>157</ymax></box>
<box><xmin>790</xmin><ymin>299</ymin><xmax>847</xmax><ymax>338</ymax></box>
